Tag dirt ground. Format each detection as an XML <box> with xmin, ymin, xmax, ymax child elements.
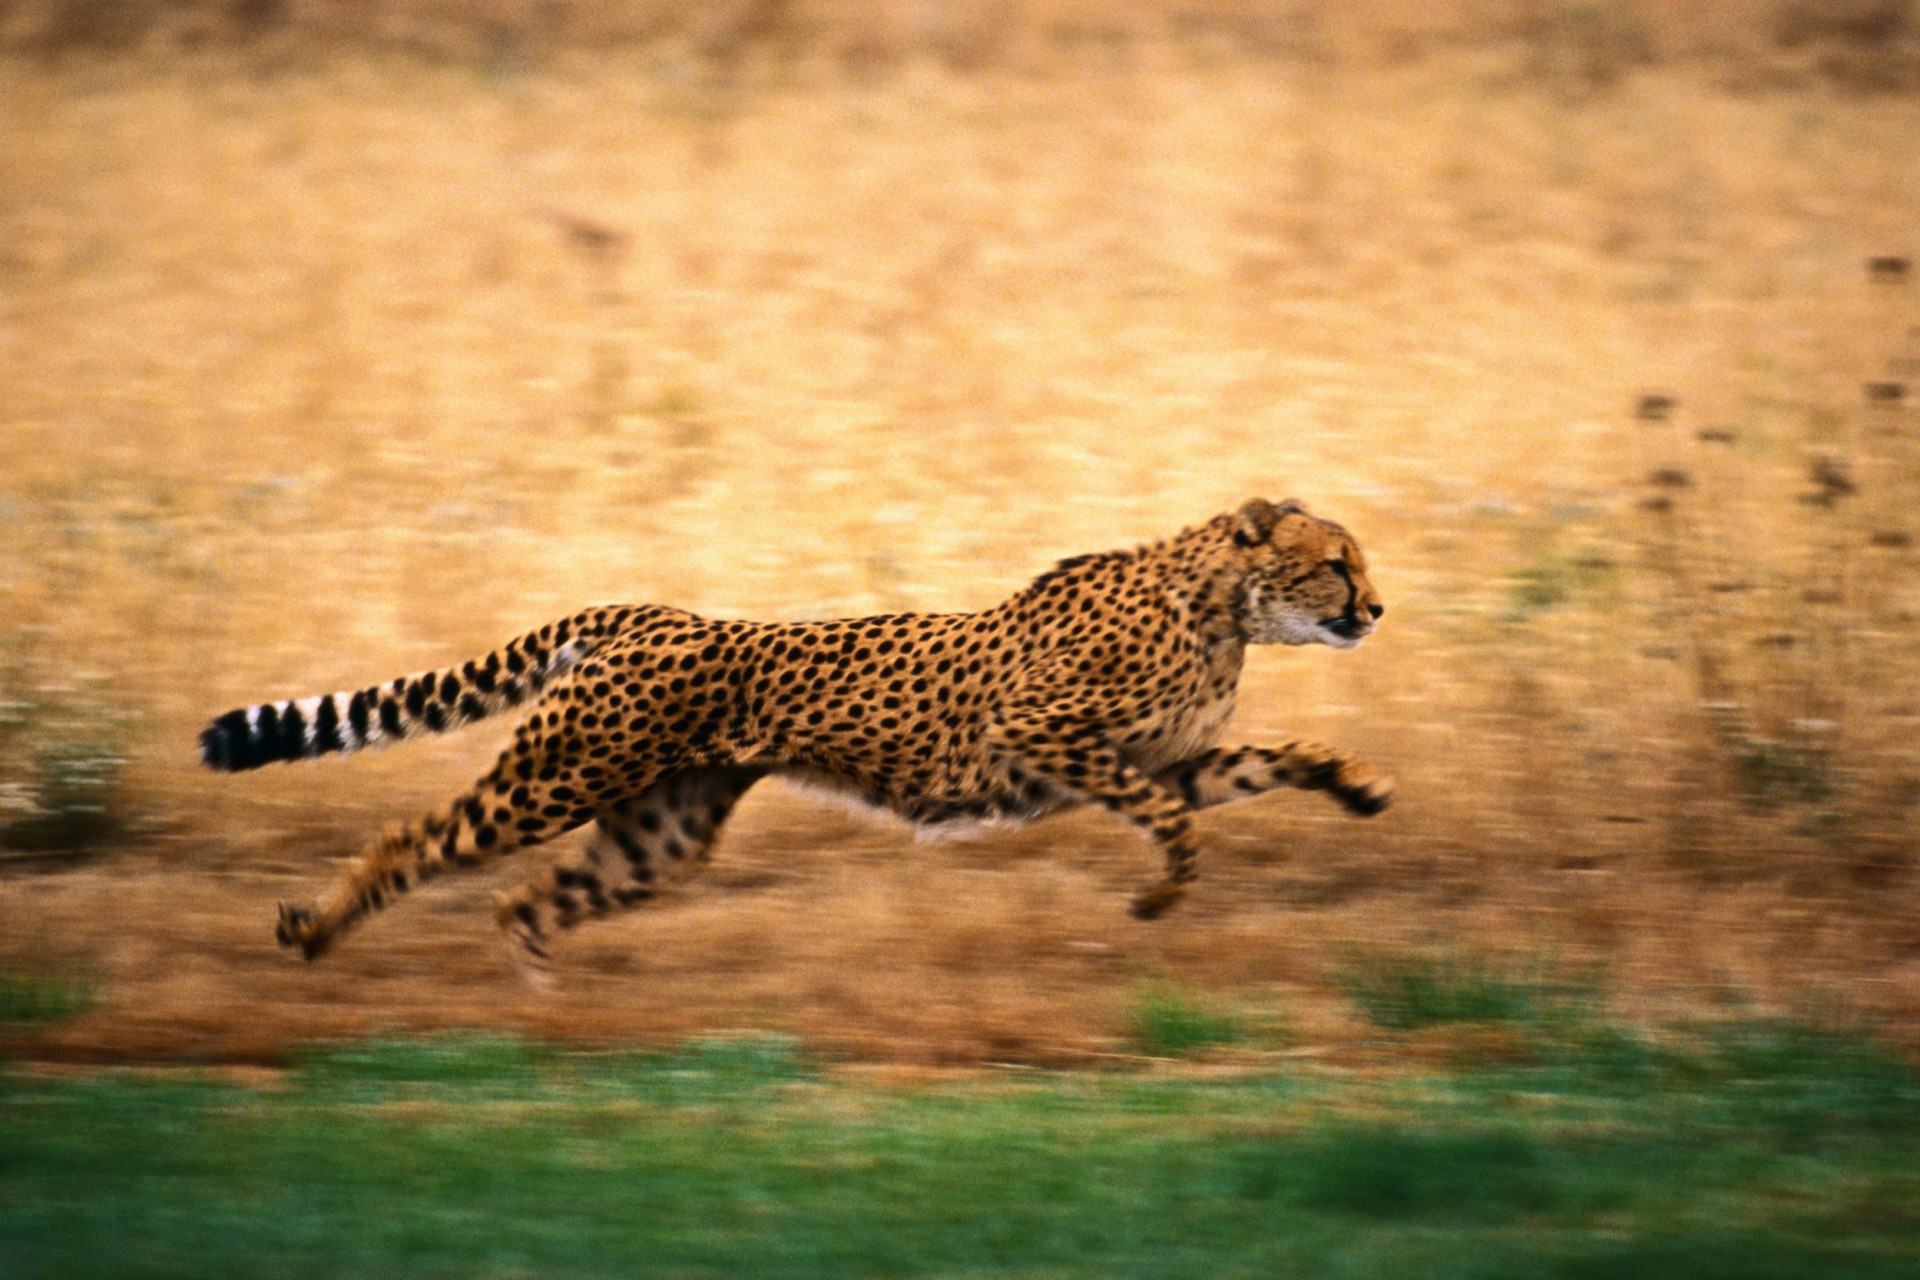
<box><xmin>8</xmin><ymin>673</ymin><xmax>1920</xmax><ymax>1067</ymax></box>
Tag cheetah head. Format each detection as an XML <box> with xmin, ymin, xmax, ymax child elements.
<box><xmin>1227</xmin><ymin>497</ymin><xmax>1384</xmax><ymax>649</ymax></box>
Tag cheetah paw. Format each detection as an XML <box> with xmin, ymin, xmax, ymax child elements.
<box><xmin>493</xmin><ymin>891</ymin><xmax>557</xmax><ymax>990</ymax></box>
<box><xmin>1129</xmin><ymin>882</ymin><xmax>1188</xmax><ymax>921</ymax></box>
<box><xmin>274</xmin><ymin>902</ymin><xmax>327</xmax><ymax>961</ymax></box>
<box><xmin>1332</xmin><ymin>770</ymin><xmax>1394</xmax><ymax>817</ymax></box>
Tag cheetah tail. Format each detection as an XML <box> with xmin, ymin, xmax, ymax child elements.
<box><xmin>198</xmin><ymin>605</ymin><xmax>641</xmax><ymax>772</ymax></box>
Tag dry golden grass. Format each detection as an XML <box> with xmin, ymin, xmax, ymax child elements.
<box><xmin>3</xmin><ymin>21</ymin><xmax>1919</xmax><ymax>1063</ymax></box>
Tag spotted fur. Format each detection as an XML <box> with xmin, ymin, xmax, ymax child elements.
<box><xmin>204</xmin><ymin>498</ymin><xmax>1392</xmax><ymax>967</ymax></box>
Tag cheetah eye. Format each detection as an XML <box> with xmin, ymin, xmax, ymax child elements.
<box><xmin>1326</xmin><ymin>560</ymin><xmax>1353</xmax><ymax>585</ymax></box>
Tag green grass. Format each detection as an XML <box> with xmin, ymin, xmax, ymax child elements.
<box><xmin>293</xmin><ymin>1032</ymin><xmax>814</xmax><ymax>1105</ymax></box>
<box><xmin>4</xmin><ymin>1027</ymin><xmax>1919</xmax><ymax>1278</ymax></box>
<box><xmin>0</xmin><ymin>973</ymin><xmax>93</xmax><ymax>1027</ymax></box>
<box><xmin>1336</xmin><ymin>948</ymin><xmax>1598</xmax><ymax>1032</ymax></box>
<box><xmin>1126</xmin><ymin>985</ymin><xmax>1246</xmax><ymax>1057</ymax></box>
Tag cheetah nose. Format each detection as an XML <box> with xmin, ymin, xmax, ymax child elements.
<box><xmin>1367</xmin><ymin>603</ymin><xmax>1385</xmax><ymax>620</ymax></box>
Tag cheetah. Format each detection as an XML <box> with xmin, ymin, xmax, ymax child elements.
<box><xmin>200</xmin><ymin>498</ymin><xmax>1392</xmax><ymax>967</ymax></box>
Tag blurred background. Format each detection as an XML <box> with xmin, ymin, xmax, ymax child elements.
<box><xmin>2</xmin><ymin>0</ymin><xmax>1918</xmax><ymax>1067</ymax></box>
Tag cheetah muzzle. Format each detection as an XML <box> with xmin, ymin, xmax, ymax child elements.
<box><xmin>201</xmin><ymin>497</ymin><xmax>1393</xmax><ymax>968</ymax></box>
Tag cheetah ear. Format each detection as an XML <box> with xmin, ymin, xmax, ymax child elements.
<box><xmin>1233</xmin><ymin>497</ymin><xmax>1305</xmax><ymax>546</ymax></box>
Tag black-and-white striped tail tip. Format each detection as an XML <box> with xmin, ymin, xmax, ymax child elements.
<box><xmin>200</xmin><ymin>708</ymin><xmax>260</xmax><ymax>771</ymax></box>
<box><xmin>199</xmin><ymin>706</ymin><xmax>299</xmax><ymax>772</ymax></box>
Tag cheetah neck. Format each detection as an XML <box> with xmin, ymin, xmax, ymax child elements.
<box><xmin>1147</xmin><ymin>522</ymin><xmax>1248</xmax><ymax>647</ymax></box>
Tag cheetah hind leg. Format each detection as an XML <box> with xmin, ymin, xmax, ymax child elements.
<box><xmin>494</xmin><ymin>766</ymin><xmax>764</xmax><ymax>981</ymax></box>
<box><xmin>275</xmin><ymin>738</ymin><xmax>615</xmax><ymax>961</ymax></box>
<box><xmin>276</xmin><ymin>796</ymin><xmax>589</xmax><ymax>962</ymax></box>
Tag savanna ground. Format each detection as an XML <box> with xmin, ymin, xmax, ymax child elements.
<box><xmin>4</xmin><ymin>2</ymin><xmax>1920</xmax><ymax>1270</ymax></box>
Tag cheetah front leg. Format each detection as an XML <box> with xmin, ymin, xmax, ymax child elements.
<box><xmin>1156</xmin><ymin>743</ymin><xmax>1394</xmax><ymax>817</ymax></box>
<box><xmin>493</xmin><ymin>766</ymin><xmax>764</xmax><ymax>972</ymax></box>
<box><xmin>992</xmin><ymin>713</ymin><xmax>1205</xmax><ymax>921</ymax></box>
